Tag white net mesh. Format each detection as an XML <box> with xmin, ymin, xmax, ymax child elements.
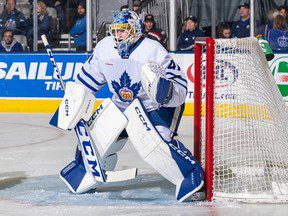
<box><xmin>200</xmin><ymin>37</ymin><xmax>288</xmax><ymax>203</ymax></box>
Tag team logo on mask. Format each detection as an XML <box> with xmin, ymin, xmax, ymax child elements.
<box><xmin>111</xmin><ymin>71</ymin><xmax>141</xmax><ymax>102</ymax></box>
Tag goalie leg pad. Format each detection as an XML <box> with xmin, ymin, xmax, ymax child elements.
<box><xmin>124</xmin><ymin>99</ymin><xmax>204</xmax><ymax>201</ymax></box>
<box><xmin>87</xmin><ymin>98</ymin><xmax>128</xmax><ymax>171</ymax></box>
<box><xmin>88</xmin><ymin>98</ymin><xmax>128</xmax><ymax>159</ymax></box>
<box><xmin>169</xmin><ymin>139</ymin><xmax>205</xmax><ymax>202</ymax></box>
<box><xmin>166</xmin><ymin>140</ymin><xmax>205</xmax><ymax>202</ymax></box>
<box><xmin>60</xmin><ymin>147</ymin><xmax>97</xmax><ymax>193</ymax></box>
<box><xmin>176</xmin><ymin>167</ymin><xmax>205</xmax><ymax>202</ymax></box>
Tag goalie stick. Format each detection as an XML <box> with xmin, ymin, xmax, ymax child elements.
<box><xmin>41</xmin><ymin>35</ymin><xmax>137</xmax><ymax>186</ymax></box>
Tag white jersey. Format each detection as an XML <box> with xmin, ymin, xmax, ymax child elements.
<box><xmin>76</xmin><ymin>36</ymin><xmax>187</xmax><ymax>112</ymax></box>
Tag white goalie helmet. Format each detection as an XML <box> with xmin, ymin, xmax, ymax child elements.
<box><xmin>109</xmin><ymin>10</ymin><xmax>143</xmax><ymax>58</ymax></box>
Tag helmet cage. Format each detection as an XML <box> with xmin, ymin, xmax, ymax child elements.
<box><xmin>109</xmin><ymin>23</ymin><xmax>135</xmax><ymax>46</ymax></box>
<box><xmin>109</xmin><ymin>10</ymin><xmax>142</xmax><ymax>57</ymax></box>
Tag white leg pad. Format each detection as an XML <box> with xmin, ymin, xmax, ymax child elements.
<box><xmin>87</xmin><ymin>98</ymin><xmax>128</xmax><ymax>170</ymax></box>
<box><xmin>124</xmin><ymin>99</ymin><xmax>184</xmax><ymax>185</ymax></box>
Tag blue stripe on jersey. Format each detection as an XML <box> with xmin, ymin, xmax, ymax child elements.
<box><xmin>81</xmin><ymin>67</ymin><xmax>103</xmax><ymax>86</ymax></box>
<box><xmin>171</xmin><ymin>79</ymin><xmax>187</xmax><ymax>90</ymax></box>
<box><xmin>128</xmin><ymin>36</ymin><xmax>145</xmax><ymax>57</ymax></box>
<box><xmin>77</xmin><ymin>74</ymin><xmax>98</xmax><ymax>93</ymax></box>
<box><xmin>166</xmin><ymin>72</ymin><xmax>187</xmax><ymax>83</ymax></box>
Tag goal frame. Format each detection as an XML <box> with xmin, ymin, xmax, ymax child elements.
<box><xmin>193</xmin><ymin>36</ymin><xmax>288</xmax><ymax>203</ymax></box>
<box><xmin>194</xmin><ymin>37</ymin><xmax>215</xmax><ymax>202</ymax></box>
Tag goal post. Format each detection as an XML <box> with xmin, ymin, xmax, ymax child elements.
<box><xmin>194</xmin><ymin>37</ymin><xmax>215</xmax><ymax>201</ymax></box>
<box><xmin>193</xmin><ymin>37</ymin><xmax>288</xmax><ymax>203</ymax></box>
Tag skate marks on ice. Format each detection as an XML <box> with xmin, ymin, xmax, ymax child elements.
<box><xmin>0</xmin><ymin>172</ymin><xmax>181</xmax><ymax>206</ymax></box>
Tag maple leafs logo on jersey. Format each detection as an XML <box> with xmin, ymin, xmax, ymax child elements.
<box><xmin>111</xmin><ymin>71</ymin><xmax>141</xmax><ymax>102</ymax></box>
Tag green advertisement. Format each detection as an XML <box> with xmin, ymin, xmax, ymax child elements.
<box><xmin>270</xmin><ymin>55</ymin><xmax>288</xmax><ymax>102</ymax></box>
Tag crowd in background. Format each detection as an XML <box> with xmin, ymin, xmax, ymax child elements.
<box><xmin>0</xmin><ymin>0</ymin><xmax>83</xmax><ymax>51</ymax></box>
<box><xmin>0</xmin><ymin>0</ymin><xmax>287</xmax><ymax>52</ymax></box>
<box><xmin>177</xmin><ymin>2</ymin><xmax>288</xmax><ymax>51</ymax></box>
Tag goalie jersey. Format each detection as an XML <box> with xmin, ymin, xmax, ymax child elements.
<box><xmin>76</xmin><ymin>36</ymin><xmax>187</xmax><ymax>112</ymax></box>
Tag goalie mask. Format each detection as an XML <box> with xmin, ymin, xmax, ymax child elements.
<box><xmin>109</xmin><ymin>10</ymin><xmax>143</xmax><ymax>58</ymax></box>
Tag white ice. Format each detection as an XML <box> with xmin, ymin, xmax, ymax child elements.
<box><xmin>0</xmin><ymin>114</ymin><xmax>288</xmax><ymax>216</ymax></box>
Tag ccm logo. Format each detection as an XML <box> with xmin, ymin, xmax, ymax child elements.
<box><xmin>169</xmin><ymin>143</ymin><xmax>196</xmax><ymax>165</ymax></box>
<box><xmin>65</xmin><ymin>99</ymin><xmax>69</xmax><ymax>116</ymax></box>
<box><xmin>76</xmin><ymin>122</ymin><xmax>102</xmax><ymax>179</ymax></box>
<box><xmin>135</xmin><ymin>106</ymin><xmax>151</xmax><ymax>131</ymax></box>
<box><xmin>86</xmin><ymin>104</ymin><xmax>103</xmax><ymax>127</ymax></box>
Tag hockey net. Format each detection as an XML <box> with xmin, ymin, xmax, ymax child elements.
<box><xmin>194</xmin><ymin>37</ymin><xmax>288</xmax><ymax>203</ymax></box>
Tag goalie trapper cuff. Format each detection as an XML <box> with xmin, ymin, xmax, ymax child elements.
<box><xmin>156</xmin><ymin>77</ymin><xmax>174</xmax><ymax>105</ymax></box>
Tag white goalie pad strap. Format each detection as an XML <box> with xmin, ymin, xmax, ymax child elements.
<box><xmin>53</xmin><ymin>82</ymin><xmax>96</xmax><ymax>130</ymax></box>
<box><xmin>87</xmin><ymin>98</ymin><xmax>128</xmax><ymax>158</ymax></box>
<box><xmin>124</xmin><ymin>98</ymin><xmax>184</xmax><ymax>185</ymax></box>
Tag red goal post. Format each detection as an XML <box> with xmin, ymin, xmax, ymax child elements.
<box><xmin>193</xmin><ymin>37</ymin><xmax>288</xmax><ymax>203</ymax></box>
<box><xmin>194</xmin><ymin>37</ymin><xmax>215</xmax><ymax>201</ymax></box>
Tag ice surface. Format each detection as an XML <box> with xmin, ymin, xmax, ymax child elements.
<box><xmin>0</xmin><ymin>114</ymin><xmax>288</xmax><ymax>216</ymax></box>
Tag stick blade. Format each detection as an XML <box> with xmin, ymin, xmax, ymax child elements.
<box><xmin>106</xmin><ymin>168</ymin><xmax>138</xmax><ymax>182</ymax></box>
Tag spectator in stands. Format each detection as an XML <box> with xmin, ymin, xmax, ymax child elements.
<box><xmin>70</xmin><ymin>1</ymin><xmax>86</xmax><ymax>51</ymax></box>
<box><xmin>26</xmin><ymin>1</ymin><xmax>51</xmax><ymax>48</ymax></box>
<box><xmin>278</xmin><ymin>5</ymin><xmax>288</xmax><ymax>23</ymax></box>
<box><xmin>133</xmin><ymin>0</ymin><xmax>145</xmax><ymax>21</ymax></box>
<box><xmin>216</xmin><ymin>22</ymin><xmax>233</xmax><ymax>39</ymax></box>
<box><xmin>232</xmin><ymin>2</ymin><xmax>263</xmax><ymax>38</ymax></box>
<box><xmin>28</xmin><ymin>0</ymin><xmax>66</xmax><ymax>33</ymax></box>
<box><xmin>177</xmin><ymin>16</ymin><xmax>205</xmax><ymax>51</ymax></box>
<box><xmin>133</xmin><ymin>0</ymin><xmax>141</xmax><ymax>13</ymax></box>
<box><xmin>267</xmin><ymin>15</ymin><xmax>288</xmax><ymax>51</ymax></box>
<box><xmin>0</xmin><ymin>29</ymin><xmax>23</xmax><ymax>52</ymax></box>
<box><xmin>265</xmin><ymin>8</ymin><xmax>279</xmax><ymax>37</ymax></box>
<box><xmin>26</xmin><ymin>1</ymin><xmax>51</xmax><ymax>49</ymax></box>
<box><xmin>142</xmin><ymin>14</ymin><xmax>167</xmax><ymax>49</ymax></box>
<box><xmin>273</xmin><ymin>15</ymin><xmax>288</xmax><ymax>31</ymax></box>
<box><xmin>0</xmin><ymin>0</ymin><xmax>26</xmax><ymax>36</ymax></box>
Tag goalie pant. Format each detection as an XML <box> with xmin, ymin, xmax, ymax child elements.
<box><xmin>124</xmin><ymin>99</ymin><xmax>205</xmax><ymax>202</ymax></box>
